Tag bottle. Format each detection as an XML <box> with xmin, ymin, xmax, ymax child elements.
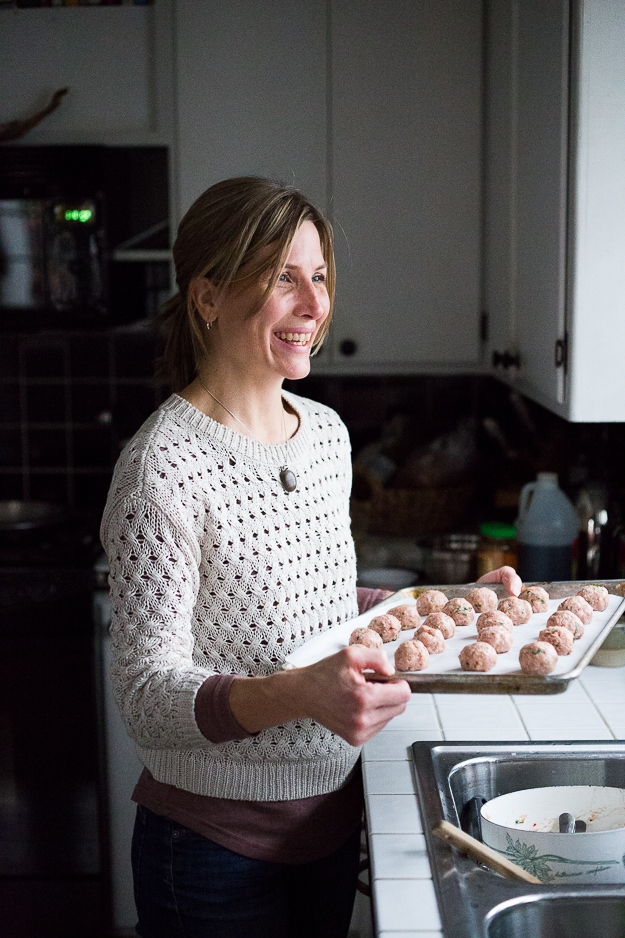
<box><xmin>575</xmin><ymin>483</ymin><xmax>610</xmax><ymax>579</ymax></box>
<box><xmin>516</xmin><ymin>472</ymin><xmax>579</xmax><ymax>581</ymax></box>
<box><xmin>476</xmin><ymin>522</ymin><xmax>518</xmax><ymax>578</ymax></box>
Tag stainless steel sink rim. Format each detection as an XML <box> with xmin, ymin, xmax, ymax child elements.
<box><xmin>411</xmin><ymin>740</ymin><xmax>625</xmax><ymax>938</ymax></box>
<box><xmin>484</xmin><ymin>890</ymin><xmax>625</xmax><ymax>938</ymax></box>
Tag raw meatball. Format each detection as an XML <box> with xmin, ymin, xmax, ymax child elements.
<box><xmin>443</xmin><ymin>598</ymin><xmax>475</xmax><ymax>627</ymax></box>
<box><xmin>518</xmin><ymin>586</ymin><xmax>550</xmax><ymax>613</ymax></box>
<box><xmin>476</xmin><ymin>611</ymin><xmax>514</xmax><ymax>634</ymax></box>
<box><xmin>478</xmin><ymin>625</ymin><xmax>514</xmax><ymax>654</ymax></box>
<box><xmin>538</xmin><ymin>625</ymin><xmax>574</xmax><ymax>656</ymax></box>
<box><xmin>349</xmin><ymin>627</ymin><xmax>383</xmax><ymax>649</ymax></box>
<box><xmin>387</xmin><ymin>603</ymin><xmax>420</xmax><ymax>631</ymax></box>
<box><xmin>395</xmin><ymin>639</ymin><xmax>429</xmax><ymax>672</ymax></box>
<box><xmin>368</xmin><ymin>613</ymin><xmax>401</xmax><ymax>643</ymax></box>
<box><xmin>459</xmin><ymin>641</ymin><xmax>497</xmax><ymax>672</ymax></box>
<box><xmin>519</xmin><ymin>641</ymin><xmax>558</xmax><ymax>675</ymax></box>
<box><xmin>558</xmin><ymin>595</ymin><xmax>593</xmax><ymax>626</ymax></box>
<box><xmin>416</xmin><ymin>589</ymin><xmax>448</xmax><ymax>616</ymax></box>
<box><xmin>423</xmin><ymin>611</ymin><xmax>456</xmax><ymax>639</ymax></box>
<box><xmin>546</xmin><ymin>609</ymin><xmax>585</xmax><ymax>640</ymax></box>
<box><xmin>498</xmin><ymin>596</ymin><xmax>533</xmax><ymax>625</ymax></box>
<box><xmin>465</xmin><ymin>587</ymin><xmax>498</xmax><ymax>613</ymax></box>
<box><xmin>415</xmin><ymin>625</ymin><xmax>446</xmax><ymax>654</ymax></box>
<box><xmin>577</xmin><ymin>584</ymin><xmax>609</xmax><ymax>612</ymax></box>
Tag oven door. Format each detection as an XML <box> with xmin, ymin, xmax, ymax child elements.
<box><xmin>0</xmin><ymin>568</ymin><xmax>106</xmax><ymax>936</ymax></box>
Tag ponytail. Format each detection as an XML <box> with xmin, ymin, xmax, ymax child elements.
<box><xmin>155</xmin><ymin>292</ymin><xmax>201</xmax><ymax>392</ymax></box>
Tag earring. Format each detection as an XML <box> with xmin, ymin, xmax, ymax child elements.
<box><xmin>206</xmin><ymin>321</ymin><xmax>212</xmax><ymax>330</ymax></box>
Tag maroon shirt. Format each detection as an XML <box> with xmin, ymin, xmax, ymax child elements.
<box><xmin>132</xmin><ymin>587</ymin><xmax>388</xmax><ymax>863</ymax></box>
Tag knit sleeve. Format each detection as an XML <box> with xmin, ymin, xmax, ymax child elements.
<box><xmin>102</xmin><ymin>491</ymin><xmax>216</xmax><ymax>750</ymax></box>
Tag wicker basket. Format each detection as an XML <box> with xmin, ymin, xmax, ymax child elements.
<box><xmin>350</xmin><ymin>467</ymin><xmax>474</xmax><ymax>538</ymax></box>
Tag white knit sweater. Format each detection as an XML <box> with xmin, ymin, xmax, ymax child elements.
<box><xmin>100</xmin><ymin>392</ymin><xmax>360</xmax><ymax>801</ymax></box>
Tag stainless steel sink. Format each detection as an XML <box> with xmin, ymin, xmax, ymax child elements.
<box><xmin>486</xmin><ymin>894</ymin><xmax>625</xmax><ymax>938</ymax></box>
<box><xmin>411</xmin><ymin>741</ymin><xmax>625</xmax><ymax>938</ymax></box>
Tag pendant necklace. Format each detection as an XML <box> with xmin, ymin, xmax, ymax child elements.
<box><xmin>196</xmin><ymin>377</ymin><xmax>298</xmax><ymax>493</ymax></box>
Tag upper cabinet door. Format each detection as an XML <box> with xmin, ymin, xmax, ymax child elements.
<box><xmin>485</xmin><ymin>0</ymin><xmax>570</xmax><ymax>408</ymax></box>
<box><xmin>173</xmin><ymin>0</ymin><xmax>328</xmax><ymax>221</ymax></box>
<box><xmin>515</xmin><ymin>0</ymin><xmax>570</xmax><ymax>409</ymax></box>
<box><xmin>486</xmin><ymin>0</ymin><xmax>625</xmax><ymax>422</ymax></box>
<box><xmin>329</xmin><ymin>0</ymin><xmax>483</xmax><ymax>371</ymax></box>
<box><xmin>567</xmin><ymin>0</ymin><xmax>625</xmax><ymax>422</ymax></box>
<box><xmin>0</xmin><ymin>6</ymin><xmax>171</xmax><ymax>146</ymax></box>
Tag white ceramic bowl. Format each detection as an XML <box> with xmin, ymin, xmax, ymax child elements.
<box><xmin>480</xmin><ymin>786</ymin><xmax>625</xmax><ymax>884</ymax></box>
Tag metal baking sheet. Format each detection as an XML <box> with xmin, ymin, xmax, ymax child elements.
<box><xmin>282</xmin><ymin>581</ymin><xmax>625</xmax><ymax>695</ymax></box>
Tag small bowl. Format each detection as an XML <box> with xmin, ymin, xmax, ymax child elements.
<box><xmin>357</xmin><ymin>567</ymin><xmax>418</xmax><ymax>591</ymax></box>
<box><xmin>481</xmin><ymin>785</ymin><xmax>625</xmax><ymax>884</ymax></box>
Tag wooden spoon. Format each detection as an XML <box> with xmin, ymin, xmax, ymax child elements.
<box><xmin>432</xmin><ymin>819</ymin><xmax>542</xmax><ymax>884</ymax></box>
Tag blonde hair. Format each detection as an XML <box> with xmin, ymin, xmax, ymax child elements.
<box><xmin>157</xmin><ymin>176</ymin><xmax>335</xmax><ymax>391</ymax></box>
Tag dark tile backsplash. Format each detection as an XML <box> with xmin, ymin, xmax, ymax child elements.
<box><xmin>1</xmin><ymin>328</ymin><xmax>163</xmax><ymax>508</ymax></box>
<box><xmin>69</xmin><ymin>335</ymin><xmax>111</xmax><ymax>379</ymax></box>
<box><xmin>3</xmin><ymin>327</ymin><xmax>625</xmax><ymax>558</ymax></box>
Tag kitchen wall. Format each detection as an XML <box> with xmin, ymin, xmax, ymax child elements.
<box><xmin>0</xmin><ymin>327</ymin><xmax>162</xmax><ymax>509</ymax></box>
<box><xmin>4</xmin><ymin>323</ymin><xmax>625</xmax><ymax>573</ymax></box>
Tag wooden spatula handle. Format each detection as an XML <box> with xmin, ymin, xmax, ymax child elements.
<box><xmin>432</xmin><ymin>820</ymin><xmax>542</xmax><ymax>884</ymax></box>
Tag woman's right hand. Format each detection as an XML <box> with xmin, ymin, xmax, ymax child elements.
<box><xmin>228</xmin><ymin>646</ymin><xmax>411</xmax><ymax>746</ymax></box>
<box><xmin>291</xmin><ymin>646</ymin><xmax>411</xmax><ymax>746</ymax></box>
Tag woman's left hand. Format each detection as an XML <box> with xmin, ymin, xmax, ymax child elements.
<box><xmin>476</xmin><ymin>565</ymin><xmax>522</xmax><ymax>596</ymax></box>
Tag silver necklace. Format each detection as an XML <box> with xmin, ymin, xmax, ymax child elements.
<box><xmin>197</xmin><ymin>376</ymin><xmax>298</xmax><ymax>493</ymax></box>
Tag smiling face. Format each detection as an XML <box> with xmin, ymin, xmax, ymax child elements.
<box><xmin>200</xmin><ymin>220</ymin><xmax>330</xmax><ymax>386</ymax></box>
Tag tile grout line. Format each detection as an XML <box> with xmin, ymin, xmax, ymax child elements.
<box><xmin>509</xmin><ymin>693</ymin><xmax>533</xmax><ymax>740</ymax></box>
<box><xmin>431</xmin><ymin>694</ymin><xmax>446</xmax><ymax>740</ymax></box>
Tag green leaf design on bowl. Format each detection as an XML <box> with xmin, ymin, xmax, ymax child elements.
<box><xmin>498</xmin><ymin>833</ymin><xmax>621</xmax><ymax>883</ymax></box>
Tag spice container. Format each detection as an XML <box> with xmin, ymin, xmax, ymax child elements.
<box><xmin>477</xmin><ymin>522</ymin><xmax>517</xmax><ymax>577</ymax></box>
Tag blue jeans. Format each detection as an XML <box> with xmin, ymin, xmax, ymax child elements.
<box><xmin>131</xmin><ymin>805</ymin><xmax>361</xmax><ymax>938</ymax></box>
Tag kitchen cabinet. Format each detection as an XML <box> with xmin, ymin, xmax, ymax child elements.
<box><xmin>484</xmin><ymin>0</ymin><xmax>625</xmax><ymax>421</ymax></box>
<box><xmin>172</xmin><ymin>0</ymin><xmax>483</xmax><ymax>374</ymax></box>
<box><xmin>328</xmin><ymin>0</ymin><xmax>482</xmax><ymax>373</ymax></box>
<box><xmin>0</xmin><ymin>3</ymin><xmax>173</xmax><ymax>146</ymax></box>
<box><xmin>172</xmin><ymin>0</ymin><xmax>328</xmax><ymax>222</ymax></box>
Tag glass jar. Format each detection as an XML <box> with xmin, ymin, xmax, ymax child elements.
<box><xmin>477</xmin><ymin>522</ymin><xmax>517</xmax><ymax>577</ymax></box>
<box><xmin>427</xmin><ymin>533</ymin><xmax>479</xmax><ymax>584</ymax></box>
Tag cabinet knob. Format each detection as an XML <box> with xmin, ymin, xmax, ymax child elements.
<box><xmin>339</xmin><ymin>339</ymin><xmax>357</xmax><ymax>357</ymax></box>
<box><xmin>492</xmin><ymin>350</ymin><xmax>520</xmax><ymax>370</ymax></box>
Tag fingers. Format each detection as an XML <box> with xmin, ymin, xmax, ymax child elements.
<box><xmin>343</xmin><ymin>643</ymin><xmax>396</xmax><ymax>676</ymax></box>
<box><xmin>476</xmin><ymin>565</ymin><xmax>522</xmax><ymax>596</ymax></box>
<box><xmin>296</xmin><ymin>647</ymin><xmax>411</xmax><ymax>745</ymax></box>
<box><xmin>339</xmin><ymin>679</ymin><xmax>411</xmax><ymax>745</ymax></box>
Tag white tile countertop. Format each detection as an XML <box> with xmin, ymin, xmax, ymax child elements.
<box><xmin>362</xmin><ymin>663</ymin><xmax>625</xmax><ymax>937</ymax></box>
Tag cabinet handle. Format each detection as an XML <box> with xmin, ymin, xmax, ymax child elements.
<box><xmin>339</xmin><ymin>339</ymin><xmax>358</xmax><ymax>357</ymax></box>
<box><xmin>492</xmin><ymin>350</ymin><xmax>520</xmax><ymax>370</ymax></box>
<box><xmin>554</xmin><ymin>337</ymin><xmax>567</xmax><ymax>369</ymax></box>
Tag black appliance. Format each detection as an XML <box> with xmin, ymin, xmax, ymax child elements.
<box><xmin>0</xmin><ymin>195</ymin><xmax>106</xmax><ymax>320</ymax></box>
<box><xmin>0</xmin><ymin>144</ymin><xmax>170</xmax><ymax>330</ymax></box>
<box><xmin>0</xmin><ymin>505</ymin><xmax>108</xmax><ymax>937</ymax></box>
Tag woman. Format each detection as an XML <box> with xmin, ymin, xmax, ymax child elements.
<box><xmin>100</xmin><ymin>176</ymin><xmax>521</xmax><ymax>938</ymax></box>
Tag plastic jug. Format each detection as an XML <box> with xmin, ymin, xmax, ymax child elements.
<box><xmin>516</xmin><ymin>472</ymin><xmax>579</xmax><ymax>581</ymax></box>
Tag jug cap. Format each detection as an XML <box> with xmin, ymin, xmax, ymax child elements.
<box><xmin>537</xmin><ymin>471</ymin><xmax>558</xmax><ymax>484</ymax></box>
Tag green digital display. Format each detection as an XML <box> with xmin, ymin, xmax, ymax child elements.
<box><xmin>53</xmin><ymin>201</ymin><xmax>96</xmax><ymax>225</ymax></box>
<box><xmin>64</xmin><ymin>208</ymin><xmax>93</xmax><ymax>223</ymax></box>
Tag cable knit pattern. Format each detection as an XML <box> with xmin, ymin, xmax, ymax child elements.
<box><xmin>100</xmin><ymin>392</ymin><xmax>360</xmax><ymax>801</ymax></box>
